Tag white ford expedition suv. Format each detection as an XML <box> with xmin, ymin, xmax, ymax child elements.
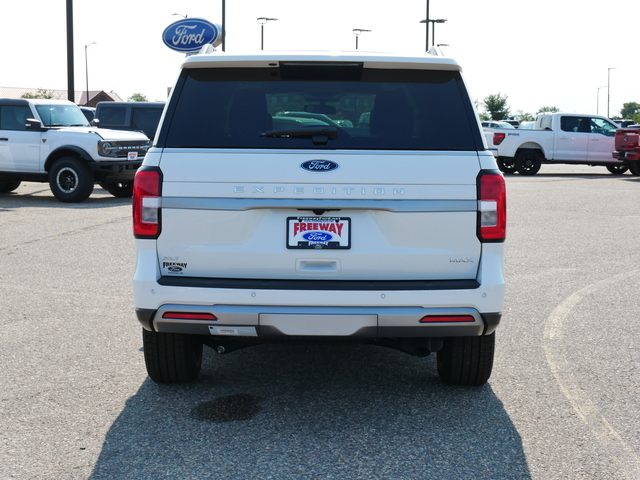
<box><xmin>132</xmin><ymin>49</ymin><xmax>506</xmax><ymax>386</ymax></box>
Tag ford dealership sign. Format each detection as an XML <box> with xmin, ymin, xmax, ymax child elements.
<box><xmin>162</xmin><ymin>18</ymin><xmax>221</xmax><ymax>53</ymax></box>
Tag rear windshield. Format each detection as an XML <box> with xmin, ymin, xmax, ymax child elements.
<box><xmin>159</xmin><ymin>64</ymin><xmax>481</xmax><ymax>151</ymax></box>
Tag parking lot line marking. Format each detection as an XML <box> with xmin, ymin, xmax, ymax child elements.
<box><xmin>544</xmin><ymin>270</ymin><xmax>640</xmax><ymax>479</ymax></box>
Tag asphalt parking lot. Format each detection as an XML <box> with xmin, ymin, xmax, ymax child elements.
<box><xmin>1</xmin><ymin>165</ymin><xmax>639</xmax><ymax>479</ymax></box>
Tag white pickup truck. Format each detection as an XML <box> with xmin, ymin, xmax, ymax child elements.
<box><xmin>484</xmin><ymin>112</ymin><xmax>627</xmax><ymax>175</ymax></box>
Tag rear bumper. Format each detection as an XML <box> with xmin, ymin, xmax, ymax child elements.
<box><xmin>613</xmin><ymin>150</ymin><xmax>640</xmax><ymax>161</ymax></box>
<box><xmin>136</xmin><ymin>304</ymin><xmax>501</xmax><ymax>337</ymax></box>
<box><xmin>133</xmin><ymin>240</ymin><xmax>505</xmax><ymax>339</ymax></box>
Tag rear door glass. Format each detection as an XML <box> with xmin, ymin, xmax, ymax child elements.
<box><xmin>161</xmin><ymin>64</ymin><xmax>481</xmax><ymax>151</ymax></box>
<box><xmin>132</xmin><ymin>108</ymin><xmax>163</xmax><ymax>133</ymax></box>
<box><xmin>98</xmin><ymin>106</ymin><xmax>127</xmax><ymax>127</ymax></box>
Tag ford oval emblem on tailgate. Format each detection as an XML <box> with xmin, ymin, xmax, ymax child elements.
<box><xmin>301</xmin><ymin>160</ymin><xmax>339</xmax><ymax>173</ymax></box>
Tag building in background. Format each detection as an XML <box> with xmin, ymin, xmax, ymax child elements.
<box><xmin>0</xmin><ymin>87</ymin><xmax>122</xmax><ymax>107</ymax></box>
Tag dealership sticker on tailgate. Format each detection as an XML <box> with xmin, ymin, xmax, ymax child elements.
<box><xmin>287</xmin><ymin>217</ymin><xmax>351</xmax><ymax>249</ymax></box>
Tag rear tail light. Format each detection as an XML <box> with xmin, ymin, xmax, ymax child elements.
<box><xmin>493</xmin><ymin>132</ymin><xmax>506</xmax><ymax>145</ymax></box>
<box><xmin>478</xmin><ymin>171</ymin><xmax>506</xmax><ymax>242</ymax></box>
<box><xmin>133</xmin><ymin>167</ymin><xmax>162</xmax><ymax>239</ymax></box>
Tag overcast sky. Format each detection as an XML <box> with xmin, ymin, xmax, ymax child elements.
<box><xmin>2</xmin><ymin>0</ymin><xmax>638</xmax><ymax>118</ymax></box>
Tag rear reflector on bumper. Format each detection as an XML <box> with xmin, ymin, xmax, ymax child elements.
<box><xmin>419</xmin><ymin>315</ymin><xmax>475</xmax><ymax>323</ymax></box>
<box><xmin>162</xmin><ymin>312</ymin><xmax>218</xmax><ymax>321</ymax></box>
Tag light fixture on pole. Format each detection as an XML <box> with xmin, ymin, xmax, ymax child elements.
<box><xmin>352</xmin><ymin>29</ymin><xmax>371</xmax><ymax>50</ymax></box>
<box><xmin>607</xmin><ymin>67</ymin><xmax>616</xmax><ymax>118</ymax></box>
<box><xmin>420</xmin><ymin>18</ymin><xmax>447</xmax><ymax>49</ymax></box>
<box><xmin>257</xmin><ymin>17</ymin><xmax>278</xmax><ymax>50</ymax></box>
<box><xmin>596</xmin><ymin>85</ymin><xmax>607</xmax><ymax>115</ymax></box>
<box><xmin>84</xmin><ymin>42</ymin><xmax>96</xmax><ymax>107</ymax></box>
<box><xmin>172</xmin><ymin>13</ymin><xmax>187</xmax><ymax>18</ymax></box>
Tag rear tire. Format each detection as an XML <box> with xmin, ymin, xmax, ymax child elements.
<box><xmin>606</xmin><ymin>165</ymin><xmax>628</xmax><ymax>175</ymax></box>
<box><xmin>437</xmin><ymin>333</ymin><xmax>495</xmax><ymax>386</ymax></box>
<box><xmin>497</xmin><ymin>157</ymin><xmax>516</xmax><ymax>174</ymax></box>
<box><xmin>627</xmin><ymin>163</ymin><xmax>640</xmax><ymax>176</ymax></box>
<box><xmin>49</xmin><ymin>157</ymin><xmax>94</xmax><ymax>203</ymax></box>
<box><xmin>0</xmin><ymin>179</ymin><xmax>21</xmax><ymax>193</ymax></box>
<box><xmin>143</xmin><ymin>329</ymin><xmax>203</xmax><ymax>384</ymax></box>
<box><xmin>515</xmin><ymin>150</ymin><xmax>542</xmax><ymax>175</ymax></box>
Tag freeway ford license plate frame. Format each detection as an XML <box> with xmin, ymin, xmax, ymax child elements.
<box><xmin>287</xmin><ymin>216</ymin><xmax>351</xmax><ymax>249</ymax></box>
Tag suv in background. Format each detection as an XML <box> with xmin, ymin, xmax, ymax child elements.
<box><xmin>0</xmin><ymin>99</ymin><xmax>149</xmax><ymax>201</ymax></box>
<box><xmin>80</xmin><ymin>106</ymin><xmax>96</xmax><ymax>123</ymax></box>
<box><xmin>132</xmin><ymin>50</ymin><xmax>506</xmax><ymax>386</ymax></box>
<box><xmin>94</xmin><ymin>102</ymin><xmax>165</xmax><ymax>140</ymax></box>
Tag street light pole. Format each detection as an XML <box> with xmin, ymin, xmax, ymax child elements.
<box><xmin>596</xmin><ymin>86</ymin><xmax>607</xmax><ymax>115</ymax></box>
<box><xmin>607</xmin><ymin>67</ymin><xmax>616</xmax><ymax>118</ymax></box>
<box><xmin>352</xmin><ymin>29</ymin><xmax>371</xmax><ymax>50</ymax></box>
<box><xmin>432</xmin><ymin>19</ymin><xmax>446</xmax><ymax>46</ymax></box>
<box><xmin>257</xmin><ymin>17</ymin><xmax>277</xmax><ymax>50</ymax></box>
<box><xmin>420</xmin><ymin>18</ymin><xmax>447</xmax><ymax>48</ymax></box>
<box><xmin>425</xmin><ymin>0</ymin><xmax>430</xmax><ymax>51</ymax></box>
<box><xmin>84</xmin><ymin>42</ymin><xmax>96</xmax><ymax>107</ymax></box>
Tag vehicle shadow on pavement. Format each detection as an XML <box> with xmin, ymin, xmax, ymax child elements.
<box><xmin>0</xmin><ymin>188</ymin><xmax>131</xmax><ymax>211</ymax></box>
<box><xmin>505</xmin><ymin>171</ymin><xmax>640</xmax><ymax>181</ymax></box>
<box><xmin>89</xmin><ymin>344</ymin><xmax>531</xmax><ymax>480</ymax></box>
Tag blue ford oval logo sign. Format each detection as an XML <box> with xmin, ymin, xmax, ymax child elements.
<box><xmin>162</xmin><ymin>18</ymin><xmax>221</xmax><ymax>53</ymax></box>
<box><xmin>301</xmin><ymin>160</ymin><xmax>340</xmax><ymax>173</ymax></box>
<box><xmin>303</xmin><ymin>232</ymin><xmax>333</xmax><ymax>242</ymax></box>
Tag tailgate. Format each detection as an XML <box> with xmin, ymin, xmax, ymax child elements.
<box><xmin>615</xmin><ymin>129</ymin><xmax>640</xmax><ymax>150</ymax></box>
<box><xmin>156</xmin><ymin>150</ymin><xmax>482</xmax><ymax>282</ymax></box>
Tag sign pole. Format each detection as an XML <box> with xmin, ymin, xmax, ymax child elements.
<box><xmin>221</xmin><ymin>0</ymin><xmax>226</xmax><ymax>51</ymax></box>
<box><xmin>66</xmin><ymin>0</ymin><xmax>75</xmax><ymax>102</ymax></box>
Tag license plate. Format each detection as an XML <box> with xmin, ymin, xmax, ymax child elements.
<box><xmin>287</xmin><ymin>216</ymin><xmax>351</xmax><ymax>249</ymax></box>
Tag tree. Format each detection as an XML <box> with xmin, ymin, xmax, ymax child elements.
<box><xmin>128</xmin><ymin>93</ymin><xmax>148</xmax><ymax>102</ymax></box>
<box><xmin>483</xmin><ymin>93</ymin><xmax>510</xmax><ymax>120</ymax></box>
<box><xmin>514</xmin><ymin>110</ymin><xmax>535</xmax><ymax>122</ymax></box>
<box><xmin>537</xmin><ymin>106</ymin><xmax>560</xmax><ymax>114</ymax></box>
<box><xmin>620</xmin><ymin>102</ymin><xmax>640</xmax><ymax>119</ymax></box>
<box><xmin>21</xmin><ymin>88</ymin><xmax>55</xmax><ymax>99</ymax></box>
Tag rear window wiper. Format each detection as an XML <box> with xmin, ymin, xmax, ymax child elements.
<box><xmin>260</xmin><ymin>126</ymin><xmax>338</xmax><ymax>145</ymax></box>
